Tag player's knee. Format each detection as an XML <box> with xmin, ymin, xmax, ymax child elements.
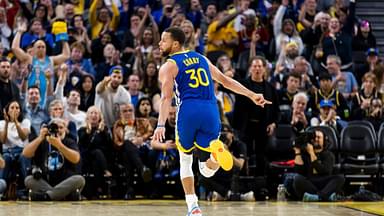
<box><xmin>199</xmin><ymin>161</ymin><xmax>218</xmax><ymax>178</ymax></box>
<box><xmin>179</xmin><ymin>151</ymin><xmax>193</xmax><ymax>179</ymax></box>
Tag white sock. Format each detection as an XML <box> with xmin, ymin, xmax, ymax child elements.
<box><xmin>185</xmin><ymin>194</ymin><xmax>198</xmax><ymax>212</ymax></box>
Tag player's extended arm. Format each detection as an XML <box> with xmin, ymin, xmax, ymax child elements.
<box><xmin>208</xmin><ymin>61</ymin><xmax>271</xmax><ymax>107</ymax></box>
<box><xmin>153</xmin><ymin>61</ymin><xmax>175</xmax><ymax>142</ymax></box>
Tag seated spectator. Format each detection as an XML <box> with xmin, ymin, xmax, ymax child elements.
<box><xmin>280</xmin><ymin>92</ymin><xmax>309</xmax><ymax>134</ymax></box>
<box><xmin>310</xmin><ymin>99</ymin><xmax>345</xmax><ymax>133</ymax></box>
<box><xmin>308</xmin><ymin>73</ymin><xmax>350</xmax><ymax>121</ymax></box>
<box><xmin>351</xmin><ymin>72</ymin><xmax>382</xmax><ymax>120</ymax></box>
<box><xmin>78</xmin><ymin>106</ymin><xmax>113</xmax><ymax>198</ymax></box>
<box><xmin>112</xmin><ymin>103</ymin><xmax>153</xmax><ymax>199</ymax></box>
<box><xmin>365</xmin><ymin>98</ymin><xmax>384</xmax><ymax>131</ymax></box>
<box><xmin>278</xmin><ymin>72</ymin><xmax>301</xmax><ymax>121</ymax></box>
<box><xmin>292</xmin><ymin>130</ymin><xmax>345</xmax><ymax>201</ymax></box>
<box><xmin>373</xmin><ymin>63</ymin><xmax>384</xmax><ymax>97</ymax></box>
<box><xmin>355</xmin><ymin>48</ymin><xmax>381</xmax><ymax>86</ymax></box>
<box><xmin>139</xmin><ymin>61</ymin><xmax>161</xmax><ymax>100</ymax></box>
<box><xmin>327</xmin><ymin>55</ymin><xmax>358</xmax><ymax>104</ymax></box>
<box><xmin>135</xmin><ymin>97</ymin><xmax>158</xmax><ymax>129</ymax></box>
<box><xmin>48</xmin><ymin>99</ymin><xmax>77</xmax><ymax>141</ymax></box>
<box><xmin>0</xmin><ymin>57</ymin><xmax>21</xmax><ymax>120</ymax></box>
<box><xmin>200</xmin><ymin>124</ymin><xmax>253</xmax><ymax>201</ymax></box>
<box><xmin>0</xmin><ymin>101</ymin><xmax>31</xmax><ymax>185</ymax></box>
<box><xmin>149</xmin><ymin>104</ymin><xmax>180</xmax><ymax>198</ymax></box>
<box><xmin>23</xmin><ymin>118</ymin><xmax>85</xmax><ymax>201</ymax></box>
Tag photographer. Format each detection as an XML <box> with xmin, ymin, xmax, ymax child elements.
<box><xmin>22</xmin><ymin>118</ymin><xmax>85</xmax><ymax>201</ymax></box>
<box><xmin>292</xmin><ymin>130</ymin><xmax>344</xmax><ymax>201</ymax></box>
<box><xmin>200</xmin><ymin>124</ymin><xmax>253</xmax><ymax>201</ymax></box>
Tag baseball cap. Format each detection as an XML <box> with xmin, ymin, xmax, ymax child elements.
<box><xmin>320</xmin><ymin>99</ymin><xmax>334</xmax><ymax>108</ymax></box>
<box><xmin>109</xmin><ymin>65</ymin><xmax>124</xmax><ymax>76</ymax></box>
<box><xmin>366</xmin><ymin>48</ymin><xmax>379</xmax><ymax>56</ymax></box>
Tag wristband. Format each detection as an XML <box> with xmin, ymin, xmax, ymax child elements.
<box><xmin>157</xmin><ymin>124</ymin><xmax>165</xmax><ymax>128</ymax></box>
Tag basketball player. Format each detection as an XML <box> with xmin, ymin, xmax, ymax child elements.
<box><xmin>152</xmin><ymin>27</ymin><xmax>271</xmax><ymax>216</ymax></box>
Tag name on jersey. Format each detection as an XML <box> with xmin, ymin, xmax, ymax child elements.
<box><xmin>183</xmin><ymin>57</ymin><xmax>199</xmax><ymax>67</ymax></box>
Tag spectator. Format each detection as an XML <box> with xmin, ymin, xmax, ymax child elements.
<box><xmin>273</xmin><ymin>42</ymin><xmax>300</xmax><ymax>90</ymax></box>
<box><xmin>112</xmin><ymin>103</ymin><xmax>153</xmax><ymax>199</ymax></box>
<box><xmin>327</xmin><ymin>55</ymin><xmax>358</xmax><ymax>103</ymax></box>
<box><xmin>308</xmin><ymin>73</ymin><xmax>350</xmax><ymax>121</ymax></box>
<box><xmin>79</xmin><ymin>74</ymin><xmax>96</xmax><ymax>112</ymax></box>
<box><xmin>298</xmin><ymin>0</ymin><xmax>317</xmax><ymax>30</ymax></box>
<box><xmin>139</xmin><ymin>61</ymin><xmax>161</xmax><ymax>100</ymax></box>
<box><xmin>292</xmin><ymin>56</ymin><xmax>316</xmax><ymax>93</ymax></box>
<box><xmin>0</xmin><ymin>57</ymin><xmax>20</xmax><ymax>120</ymax></box>
<box><xmin>55</xmin><ymin>64</ymin><xmax>86</xmax><ymax>130</ymax></box>
<box><xmin>233</xmin><ymin>0</ymin><xmax>256</xmax><ymax>32</ymax></box>
<box><xmin>353</xmin><ymin>20</ymin><xmax>376</xmax><ymax>52</ymax></box>
<box><xmin>22</xmin><ymin>85</ymin><xmax>50</xmax><ymax>135</ymax></box>
<box><xmin>355</xmin><ymin>48</ymin><xmax>381</xmax><ymax>86</ymax></box>
<box><xmin>206</xmin><ymin>10</ymin><xmax>239</xmax><ymax>60</ymax></box>
<box><xmin>69</xmin><ymin>15</ymin><xmax>92</xmax><ymax>56</ymax></box>
<box><xmin>20</xmin><ymin>18</ymin><xmax>55</xmax><ymax>54</ymax></box>
<box><xmin>95</xmin><ymin>66</ymin><xmax>131</xmax><ymax>128</ymax></box>
<box><xmin>0</xmin><ymin>100</ymin><xmax>31</xmax><ymax>185</ymax></box>
<box><xmin>320</xmin><ymin>0</ymin><xmax>355</xmax><ymax>71</ymax></box>
<box><xmin>273</xmin><ymin>0</ymin><xmax>304</xmax><ymax>57</ymax></box>
<box><xmin>135</xmin><ymin>97</ymin><xmax>158</xmax><ymax>129</ymax></box>
<box><xmin>310</xmin><ymin>99</ymin><xmax>345</xmax><ymax>133</ymax></box>
<box><xmin>65</xmin><ymin>42</ymin><xmax>96</xmax><ymax>93</ymax></box>
<box><xmin>351</xmin><ymin>73</ymin><xmax>382</xmax><ymax>120</ymax></box>
<box><xmin>200</xmin><ymin>2</ymin><xmax>217</xmax><ymax>41</ymax></box>
<box><xmin>12</xmin><ymin>21</ymin><xmax>70</xmax><ymax>108</ymax></box>
<box><xmin>365</xmin><ymin>98</ymin><xmax>384</xmax><ymax>131</ymax></box>
<box><xmin>48</xmin><ymin>99</ymin><xmax>78</xmax><ymax>141</ymax></box>
<box><xmin>0</xmin><ymin>8</ymin><xmax>11</xmax><ymax>51</ymax></box>
<box><xmin>181</xmin><ymin>20</ymin><xmax>204</xmax><ymax>54</ymax></box>
<box><xmin>200</xmin><ymin>124</ymin><xmax>253</xmax><ymax>201</ymax></box>
<box><xmin>23</xmin><ymin>118</ymin><xmax>85</xmax><ymax>201</ymax></box>
<box><xmin>373</xmin><ymin>63</ymin><xmax>384</xmax><ymax>96</ymax></box>
<box><xmin>78</xmin><ymin>106</ymin><xmax>113</xmax><ymax>198</ymax></box>
<box><xmin>233</xmin><ymin>56</ymin><xmax>279</xmax><ymax>177</ymax></box>
<box><xmin>127</xmin><ymin>74</ymin><xmax>145</xmax><ymax>107</ymax></box>
<box><xmin>278</xmin><ymin>72</ymin><xmax>301</xmax><ymax>123</ymax></box>
<box><xmin>292</xmin><ymin>130</ymin><xmax>345</xmax><ymax>201</ymax></box>
<box><xmin>89</xmin><ymin>0</ymin><xmax>120</xmax><ymax>39</ymax></box>
<box><xmin>289</xmin><ymin>92</ymin><xmax>310</xmax><ymax>133</ymax></box>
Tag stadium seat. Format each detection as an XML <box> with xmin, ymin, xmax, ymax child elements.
<box><xmin>348</xmin><ymin>120</ymin><xmax>377</xmax><ymax>138</ymax></box>
<box><xmin>266</xmin><ymin>124</ymin><xmax>295</xmax><ymax>173</ymax></box>
<box><xmin>339</xmin><ymin>125</ymin><xmax>379</xmax><ymax>177</ymax></box>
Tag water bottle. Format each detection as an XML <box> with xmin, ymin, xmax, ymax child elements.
<box><xmin>277</xmin><ymin>184</ymin><xmax>286</xmax><ymax>201</ymax></box>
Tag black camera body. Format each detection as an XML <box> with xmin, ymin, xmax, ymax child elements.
<box><xmin>46</xmin><ymin>122</ymin><xmax>59</xmax><ymax>137</ymax></box>
<box><xmin>293</xmin><ymin>131</ymin><xmax>316</xmax><ymax>150</ymax></box>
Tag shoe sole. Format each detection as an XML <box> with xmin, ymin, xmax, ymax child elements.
<box><xmin>210</xmin><ymin>140</ymin><xmax>233</xmax><ymax>171</ymax></box>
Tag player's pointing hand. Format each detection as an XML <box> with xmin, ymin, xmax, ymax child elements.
<box><xmin>251</xmin><ymin>93</ymin><xmax>272</xmax><ymax>108</ymax></box>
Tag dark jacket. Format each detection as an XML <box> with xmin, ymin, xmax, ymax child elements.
<box><xmin>295</xmin><ymin>150</ymin><xmax>335</xmax><ymax>178</ymax></box>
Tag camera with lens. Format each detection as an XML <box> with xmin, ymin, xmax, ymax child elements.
<box><xmin>44</xmin><ymin>122</ymin><xmax>59</xmax><ymax>137</ymax></box>
<box><xmin>32</xmin><ymin>166</ymin><xmax>42</xmax><ymax>180</ymax></box>
<box><xmin>293</xmin><ymin>131</ymin><xmax>316</xmax><ymax>150</ymax></box>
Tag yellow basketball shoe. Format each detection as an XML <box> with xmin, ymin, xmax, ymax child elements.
<box><xmin>210</xmin><ymin>140</ymin><xmax>233</xmax><ymax>171</ymax></box>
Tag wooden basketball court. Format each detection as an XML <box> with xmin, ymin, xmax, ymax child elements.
<box><xmin>1</xmin><ymin>200</ymin><xmax>383</xmax><ymax>216</ymax></box>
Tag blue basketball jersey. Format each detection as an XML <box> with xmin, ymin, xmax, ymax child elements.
<box><xmin>167</xmin><ymin>50</ymin><xmax>216</xmax><ymax>104</ymax></box>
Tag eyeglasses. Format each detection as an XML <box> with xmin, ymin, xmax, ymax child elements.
<box><xmin>122</xmin><ymin>109</ymin><xmax>133</xmax><ymax>113</ymax></box>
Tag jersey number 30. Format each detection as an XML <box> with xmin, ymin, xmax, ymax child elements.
<box><xmin>186</xmin><ymin>68</ymin><xmax>209</xmax><ymax>88</ymax></box>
